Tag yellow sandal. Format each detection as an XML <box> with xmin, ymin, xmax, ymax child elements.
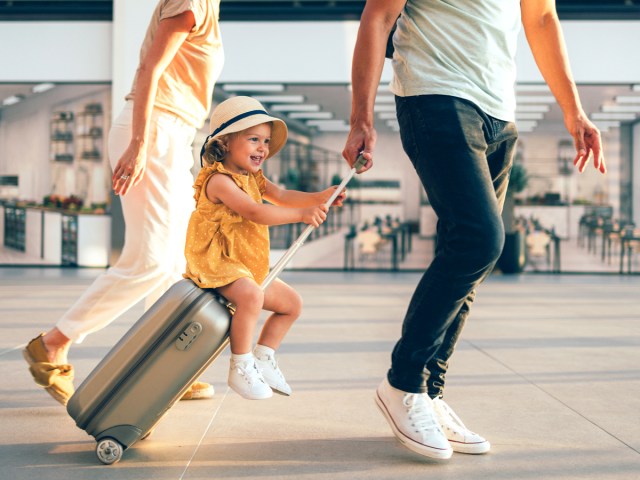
<box><xmin>23</xmin><ymin>333</ymin><xmax>74</xmax><ymax>406</ymax></box>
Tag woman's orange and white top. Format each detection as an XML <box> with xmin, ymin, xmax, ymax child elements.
<box><xmin>183</xmin><ymin>162</ymin><xmax>270</xmax><ymax>288</ymax></box>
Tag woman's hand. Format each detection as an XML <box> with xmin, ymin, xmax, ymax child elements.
<box><xmin>301</xmin><ymin>205</ymin><xmax>329</xmax><ymax>228</ymax></box>
<box><xmin>112</xmin><ymin>141</ymin><xmax>147</xmax><ymax>196</ymax></box>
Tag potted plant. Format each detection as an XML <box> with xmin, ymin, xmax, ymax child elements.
<box><xmin>498</xmin><ymin>162</ymin><xmax>529</xmax><ymax>274</ymax></box>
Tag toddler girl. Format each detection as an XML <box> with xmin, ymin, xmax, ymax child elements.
<box><xmin>184</xmin><ymin>96</ymin><xmax>345</xmax><ymax>399</ymax></box>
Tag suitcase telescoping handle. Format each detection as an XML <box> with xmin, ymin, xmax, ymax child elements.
<box><xmin>261</xmin><ymin>154</ymin><xmax>367</xmax><ymax>290</ymax></box>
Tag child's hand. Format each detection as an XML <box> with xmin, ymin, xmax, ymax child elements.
<box><xmin>322</xmin><ymin>186</ymin><xmax>347</xmax><ymax>206</ymax></box>
<box><xmin>301</xmin><ymin>205</ymin><xmax>328</xmax><ymax>227</ymax></box>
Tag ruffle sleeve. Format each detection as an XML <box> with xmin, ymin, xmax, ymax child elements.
<box><xmin>253</xmin><ymin>170</ymin><xmax>267</xmax><ymax>196</ymax></box>
<box><xmin>193</xmin><ymin>162</ymin><xmax>254</xmax><ymax>203</ymax></box>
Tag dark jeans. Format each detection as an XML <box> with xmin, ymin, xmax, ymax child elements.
<box><xmin>388</xmin><ymin>94</ymin><xmax>517</xmax><ymax>397</ymax></box>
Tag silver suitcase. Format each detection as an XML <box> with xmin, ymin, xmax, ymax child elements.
<box><xmin>66</xmin><ymin>280</ymin><xmax>233</xmax><ymax>464</ymax></box>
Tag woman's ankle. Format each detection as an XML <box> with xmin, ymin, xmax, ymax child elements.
<box><xmin>42</xmin><ymin>329</ymin><xmax>72</xmax><ymax>363</ymax></box>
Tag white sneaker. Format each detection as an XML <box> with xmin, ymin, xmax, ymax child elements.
<box><xmin>432</xmin><ymin>397</ymin><xmax>490</xmax><ymax>454</ymax></box>
<box><xmin>254</xmin><ymin>349</ymin><xmax>292</xmax><ymax>396</ymax></box>
<box><xmin>228</xmin><ymin>358</ymin><xmax>273</xmax><ymax>400</ymax></box>
<box><xmin>375</xmin><ymin>378</ymin><xmax>453</xmax><ymax>460</ymax></box>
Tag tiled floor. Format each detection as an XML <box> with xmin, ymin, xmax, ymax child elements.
<box><xmin>1</xmin><ymin>268</ymin><xmax>639</xmax><ymax>479</ymax></box>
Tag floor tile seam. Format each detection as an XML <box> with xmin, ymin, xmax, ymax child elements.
<box><xmin>462</xmin><ymin>338</ymin><xmax>640</xmax><ymax>456</ymax></box>
<box><xmin>179</xmin><ymin>386</ymin><xmax>231</xmax><ymax>480</ymax></box>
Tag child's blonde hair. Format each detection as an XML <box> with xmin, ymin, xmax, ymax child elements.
<box><xmin>201</xmin><ymin>132</ymin><xmax>237</xmax><ymax>166</ymax></box>
<box><xmin>201</xmin><ymin>121</ymin><xmax>277</xmax><ymax>166</ymax></box>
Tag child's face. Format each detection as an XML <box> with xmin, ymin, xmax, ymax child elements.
<box><xmin>224</xmin><ymin>123</ymin><xmax>272</xmax><ymax>175</ymax></box>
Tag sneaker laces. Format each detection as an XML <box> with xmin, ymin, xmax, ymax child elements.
<box><xmin>403</xmin><ymin>393</ymin><xmax>440</xmax><ymax>434</ymax></box>
<box><xmin>234</xmin><ymin>361</ymin><xmax>266</xmax><ymax>386</ymax></box>
<box><xmin>258</xmin><ymin>354</ymin><xmax>285</xmax><ymax>381</ymax></box>
<box><xmin>434</xmin><ymin>398</ymin><xmax>474</xmax><ymax>435</ymax></box>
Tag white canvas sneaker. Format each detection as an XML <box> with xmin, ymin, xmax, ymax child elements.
<box><xmin>432</xmin><ymin>397</ymin><xmax>490</xmax><ymax>454</ymax></box>
<box><xmin>375</xmin><ymin>378</ymin><xmax>453</xmax><ymax>460</ymax></box>
<box><xmin>228</xmin><ymin>358</ymin><xmax>273</xmax><ymax>400</ymax></box>
<box><xmin>254</xmin><ymin>349</ymin><xmax>292</xmax><ymax>396</ymax></box>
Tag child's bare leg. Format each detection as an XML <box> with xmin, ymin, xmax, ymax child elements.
<box><xmin>259</xmin><ymin>279</ymin><xmax>303</xmax><ymax>349</ymax></box>
<box><xmin>217</xmin><ymin>278</ymin><xmax>264</xmax><ymax>354</ymax></box>
<box><xmin>218</xmin><ymin>278</ymin><xmax>272</xmax><ymax>400</ymax></box>
<box><xmin>253</xmin><ymin>279</ymin><xmax>301</xmax><ymax>396</ymax></box>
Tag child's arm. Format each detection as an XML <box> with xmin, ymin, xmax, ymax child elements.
<box><xmin>264</xmin><ymin>178</ymin><xmax>346</xmax><ymax>208</ymax></box>
<box><xmin>206</xmin><ymin>174</ymin><xmax>328</xmax><ymax>227</ymax></box>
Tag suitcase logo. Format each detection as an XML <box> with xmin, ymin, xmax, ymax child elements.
<box><xmin>175</xmin><ymin>322</ymin><xmax>203</xmax><ymax>351</ymax></box>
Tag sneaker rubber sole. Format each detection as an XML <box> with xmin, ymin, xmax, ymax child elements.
<box><xmin>375</xmin><ymin>391</ymin><xmax>453</xmax><ymax>460</ymax></box>
<box><xmin>449</xmin><ymin>438</ymin><xmax>491</xmax><ymax>454</ymax></box>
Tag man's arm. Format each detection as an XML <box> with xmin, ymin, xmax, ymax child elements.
<box><xmin>343</xmin><ymin>0</ymin><xmax>406</xmax><ymax>173</ymax></box>
<box><xmin>521</xmin><ymin>0</ymin><xmax>606</xmax><ymax>174</ymax></box>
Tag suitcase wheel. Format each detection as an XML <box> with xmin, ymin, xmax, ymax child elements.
<box><xmin>96</xmin><ymin>437</ymin><xmax>123</xmax><ymax>465</ymax></box>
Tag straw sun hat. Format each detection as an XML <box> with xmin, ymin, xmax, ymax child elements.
<box><xmin>200</xmin><ymin>96</ymin><xmax>288</xmax><ymax>164</ymax></box>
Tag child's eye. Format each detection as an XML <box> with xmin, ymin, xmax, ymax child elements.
<box><xmin>265</xmin><ymin>139</ymin><xmax>271</xmax><ymax>145</ymax></box>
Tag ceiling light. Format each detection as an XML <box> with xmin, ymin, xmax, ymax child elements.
<box><xmin>305</xmin><ymin>120</ymin><xmax>348</xmax><ymax>127</ymax></box>
<box><xmin>516</xmin><ymin>84</ymin><xmax>550</xmax><ymax>93</ymax></box>
<box><xmin>516</xmin><ymin>112</ymin><xmax>544</xmax><ymax>120</ymax></box>
<box><xmin>253</xmin><ymin>95</ymin><xmax>304</xmax><ymax>103</ymax></box>
<box><xmin>377</xmin><ymin>112</ymin><xmax>397</xmax><ymax>120</ymax></box>
<box><xmin>375</xmin><ymin>96</ymin><xmax>395</xmax><ymax>104</ymax></box>
<box><xmin>32</xmin><ymin>83</ymin><xmax>55</xmax><ymax>94</ymax></box>
<box><xmin>2</xmin><ymin>95</ymin><xmax>24</xmax><ymax>106</ymax></box>
<box><xmin>516</xmin><ymin>105</ymin><xmax>550</xmax><ymax>113</ymax></box>
<box><xmin>614</xmin><ymin>96</ymin><xmax>640</xmax><ymax>104</ymax></box>
<box><xmin>601</xmin><ymin>105</ymin><xmax>640</xmax><ymax>113</ymax></box>
<box><xmin>516</xmin><ymin>95</ymin><xmax>556</xmax><ymax>104</ymax></box>
<box><xmin>271</xmin><ymin>104</ymin><xmax>320</xmax><ymax>112</ymax></box>
<box><xmin>591</xmin><ymin>112</ymin><xmax>636</xmax><ymax>121</ymax></box>
<box><xmin>515</xmin><ymin>120</ymin><xmax>538</xmax><ymax>129</ymax></box>
<box><xmin>594</xmin><ymin>121</ymin><xmax>621</xmax><ymax>128</ymax></box>
<box><xmin>313</xmin><ymin>124</ymin><xmax>352</xmax><ymax>132</ymax></box>
<box><xmin>288</xmin><ymin>112</ymin><xmax>334</xmax><ymax>120</ymax></box>
<box><xmin>222</xmin><ymin>83</ymin><xmax>285</xmax><ymax>92</ymax></box>
<box><xmin>374</xmin><ymin>104</ymin><xmax>396</xmax><ymax>112</ymax></box>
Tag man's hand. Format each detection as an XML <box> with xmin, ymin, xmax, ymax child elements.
<box><xmin>343</xmin><ymin>124</ymin><xmax>376</xmax><ymax>174</ymax></box>
<box><xmin>566</xmin><ymin>114</ymin><xmax>606</xmax><ymax>174</ymax></box>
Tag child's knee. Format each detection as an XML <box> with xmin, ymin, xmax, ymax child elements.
<box><xmin>240</xmin><ymin>284</ymin><xmax>264</xmax><ymax>313</ymax></box>
<box><xmin>288</xmin><ymin>290</ymin><xmax>303</xmax><ymax>318</ymax></box>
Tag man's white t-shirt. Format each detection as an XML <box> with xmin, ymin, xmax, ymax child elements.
<box><xmin>390</xmin><ymin>0</ymin><xmax>522</xmax><ymax>122</ymax></box>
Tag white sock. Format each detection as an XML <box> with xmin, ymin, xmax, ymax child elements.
<box><xmin>254</xmin><ymin>344</ymin><xmax>275</xmax><ymax>359</ymax></box>
<box><xmin>231</xmin><ymin>352</ymin><xmax>254</xmax><ymax>366</ymax></box>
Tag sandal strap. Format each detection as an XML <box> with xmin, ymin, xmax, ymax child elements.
<box><xmin>29</xmin><ymin>362</ymin><xmax>74</xmax><ymax>387</ymax></box>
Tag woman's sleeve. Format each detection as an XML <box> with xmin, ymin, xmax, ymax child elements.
<box><xmin>160</xmin><ymin>0</ymin><xmax>205</xmax><ymax>29</ymax></box>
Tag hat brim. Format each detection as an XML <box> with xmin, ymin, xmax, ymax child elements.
<box><xmin>207</xmin><ymin>114</ymin><xmax>288</xmax><ymax>159</ymax></box>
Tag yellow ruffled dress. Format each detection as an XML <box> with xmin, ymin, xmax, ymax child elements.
<box><xmin>183</xmin><ymin>162</ymin><xmax>270</xmax><ymax>288</ymax></box>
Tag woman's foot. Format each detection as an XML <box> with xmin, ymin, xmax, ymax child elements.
<box><xmin>180</xmin><ymin>381</ymin><xmax>214</xmax><ymax>400</ymax></box>
<box><xmin>23</xmin><ymin>333</ymin><xmax>75</xmax><ymax>406</ymax></box>
<box><xmin>228</xmin><ymin>357</ymin><xmax>272</xmax><ymax>400</ymax></box>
